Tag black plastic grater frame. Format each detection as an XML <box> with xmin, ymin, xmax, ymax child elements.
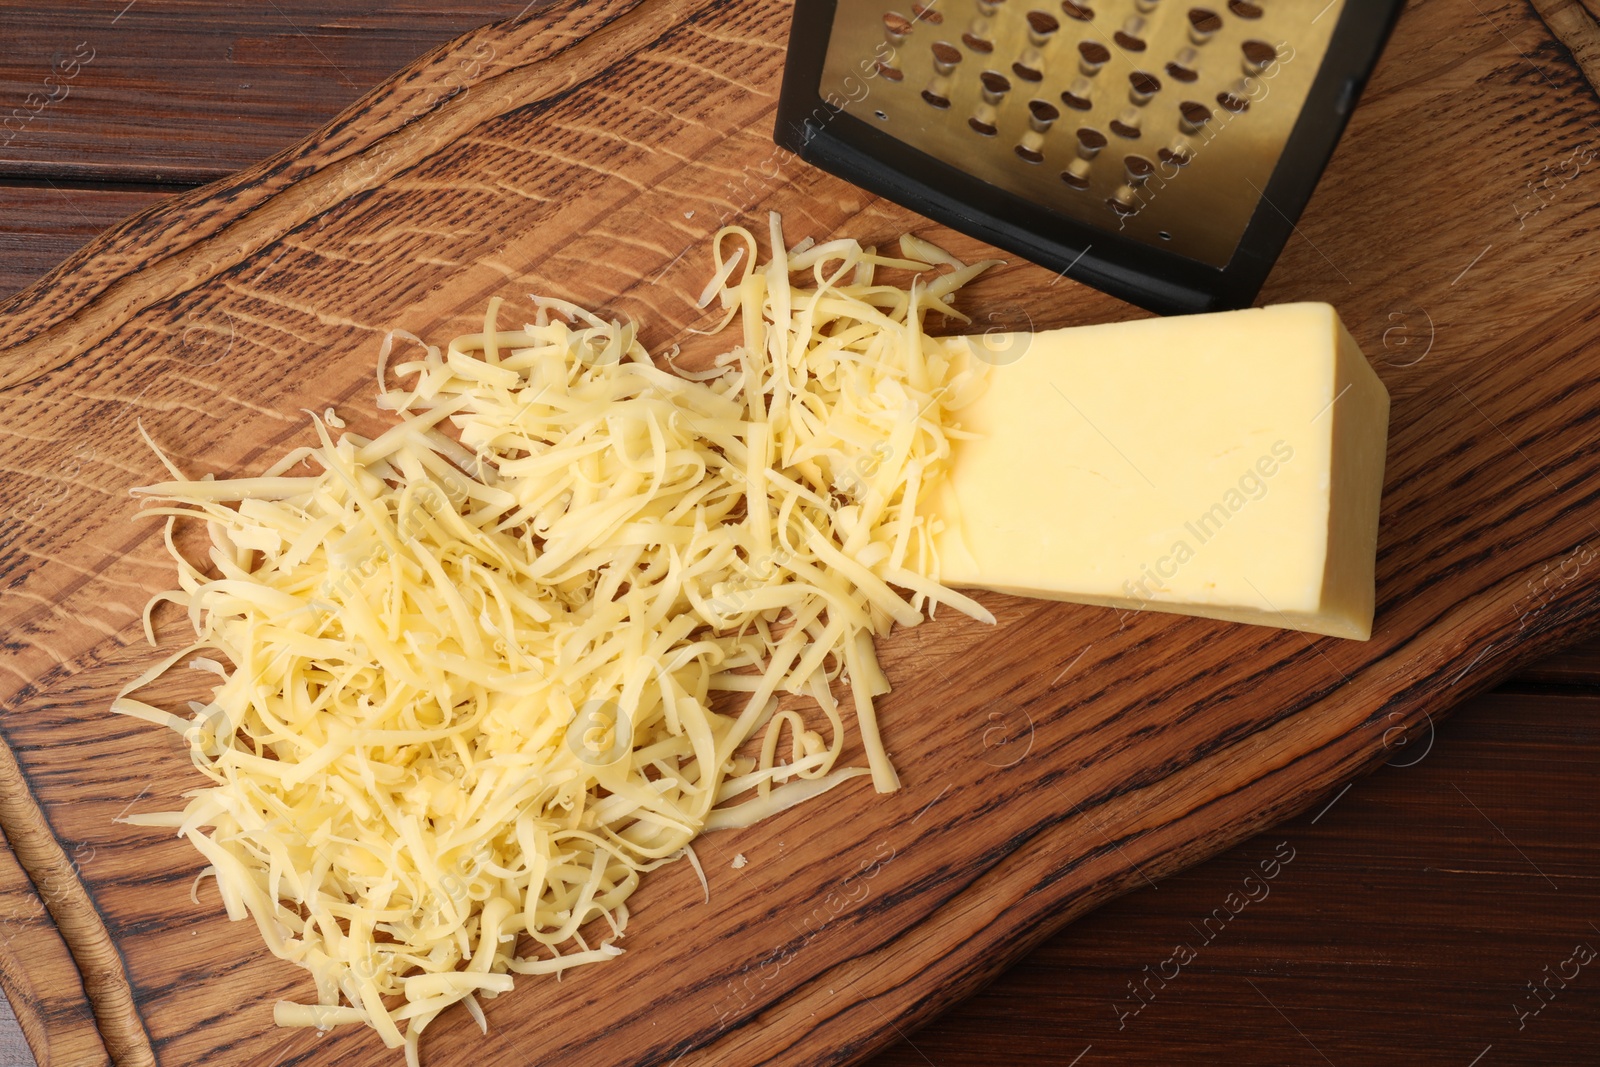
<box><xmin>774</xmin><ymin>1</ymin><xmax>1405</xmax><ymax>316</ymax></box>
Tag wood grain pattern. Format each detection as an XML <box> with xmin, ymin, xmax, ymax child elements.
<box><xmin>869</xmin><ymin>688</ymin><xmax>1600</xmax><ymax>1066</ymax></box>
<box><xmin>0</xmin><ymin>822</ymin><xmax>108</xmax><ymax>1067</ymax></box>
<box><xmin>1513</xmin><ymin>636</ymin><xmax>1600</xmax><ymax>684</ymax></box>
<box><xmin>1533</xmin><ymin>0</ymin><xmax>1600</xmax><ymax>92</ymax></box>
<box><xmin>2</xmin><ymin>1</ymin><xmax>1600</xmax><ymax>1065</ymax></box>
<box><xmin>0</xmin><ymin>2</ymin><xmax>543</xmax><ymax>184</ymax></box>
<box><xmin>0</xmin><ymin>186</ymin><xmax>170</xmax><ymax>302</ymax></box>
<box><xmin>0</xmin><ymin>721</ymin><xmax>144</xmax><ymax>1063</ymax></box>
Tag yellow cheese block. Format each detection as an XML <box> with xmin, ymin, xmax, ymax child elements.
<box><xmin>928</xmin><ymin>303</ymin><xmax>1390</xmax><ymax>640</ymax></box>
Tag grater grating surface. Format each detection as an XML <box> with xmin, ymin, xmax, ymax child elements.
<box><xmin>820</xmin><ymin>1</ymin><xmax>1343</xmax><ymax>268</ymax></box>
<box><xmin>776</xmin><ymin>0</ymin><xmax>1403</xmax><ymax>313</ymax></box>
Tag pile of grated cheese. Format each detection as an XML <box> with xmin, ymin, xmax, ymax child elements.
<box><xmin>115</xmin><ymin>215</ymin><xmax>998</xmax><ymax>1064</ymax></box>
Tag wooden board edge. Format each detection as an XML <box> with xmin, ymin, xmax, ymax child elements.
<box><xmin>794</xmin><ymin>573</ymin><xmax>1600</xmax><ymax>1066</ymax></box>
<box><xmin>0</xmin><ymin>0</ymin><xmax>650</xmax><ymax>374</ymax></box>
<box><xmin>0</xmin><ymin>738</ymin><xmax>152</xmax><ymax>1066</ymax></box>
<box><xmin>1530</xmin><ymin>0</ymin><xmax>1600</xmax><ymax>100</ymax></box>
<box><xmin>0</xmin><ymin>821</ymin><xmax>112</xmax><ymax>1067</ymax></box>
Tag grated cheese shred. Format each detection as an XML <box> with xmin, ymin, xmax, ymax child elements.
<box><xmin>116</xmin><ymin>215</ymin><xmax>997</xmax><ymax>1063</ymax></box>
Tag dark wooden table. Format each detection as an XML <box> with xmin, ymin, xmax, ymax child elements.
<box><xmin>2</xmin><ymin>3</ymin><xmax>1597</xmax><ymax>1065</ymax></box>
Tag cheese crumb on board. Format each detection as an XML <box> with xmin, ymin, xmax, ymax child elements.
<box><xmin>115</xmin><ymin>215</ymin><xmax>997</xmax><ymax>1064</ymax></box>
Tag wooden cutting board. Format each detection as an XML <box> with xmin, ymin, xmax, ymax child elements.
<box><xmin>3</xmin><ymin>1</ymin><xmax>1600</xmax><ymax>1064</ymax></box>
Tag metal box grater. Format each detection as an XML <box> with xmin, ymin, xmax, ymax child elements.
<box><xmin>774</xmin><ymin>1</ymin><xmax>1403</xmax><ymax>314</ymax></box>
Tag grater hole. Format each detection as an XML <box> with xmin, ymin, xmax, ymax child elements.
<box><xmin>884</xmin><ymin>12</ymin><xmax>916</xmax><ymax>37</ymax></box>
<box><xmin>1079</xmin><ymin>40</ymin><xmax>1111</xmax><ymax>65</ymax></box>
<box><xmin>1027</xmin><ymin>11</ymin><xmax>1061</xmax><ymax>36</ymax></box>
<box><xmin>970</xmin><ymin>117</ymin><xmax>999</xmax><ymax>135</ymax></box>
<box><xmin>981</xmin><ymin>70</ymin><xmax>1012</xmax><ymax>94</ymax></box>
<box><xmin>1124</xmin><ymin>154</ymin><xmax>1155</xmax><ymax>183</ymax></box>
<box><xmin>922</xmin><ymin>89</ymin><xmax>952</xmax><ymax>108</ymax></box>
<box><xmin>1061</xmin><ymin>1</ymin><xmax>1095</xmax><ymax>19</ymax></box>
<box><xmin>1179</xmin><ymin>100</ymin><xmax>1212</xmax><ymax>125</ymax></box>
<box><xmin>877</xmin><ymin>60</ymin><xmax>906</xmax><ymax>81</ymax></box>
<box><xmin>931</xmin><ymin>41</ymin><xmax>964</xmax><ymax>65</ymax></box>
<box><xmin>1013</xmin><ymin>61</ymin><xmax>1045</xmax><ymax>82</ymax></box>
<box><xmin>1108</xmin><ymin>189</ymin><xmax>1140</xmax><ymax>216</ymax></box>
<box><xmin>963</xmin><ymin>32</ymin><xmax>996</xmax><ymax>52</ymax></box>
<box><xmin>1166</xmin><ymin>61</ymin><xmax>1199</xmax><ymax>82</ymax></box>
<box><xmin>1129</xmin><ymin>70</ymin><xmax>1161</xmax><ymax>96</ymax></box>
<box><xmin>1159</xmin><ymin>230</ymin><xmax>1173</xmax><ymax>241</ymax></box>
<box><xmin>1110</xmin><ymin>119</ymin><xmax>1142</xmax><ymax>138</ymax></box>
<box><xmin>912</xmin><ymin>2</ymin><xmax>945</xmax><ymax>23</ymax></box>
<box><xmin>1188</xmin><ymin>8</ymin><xmax>1222</xmax><ymax>33</ymax></box>
<box><xmin>1241</xmin><ymin>39</ymin><xmax>1277</xmax><ymax>70</ymax></box>
<box><xmin>1029</xmin><ymin>99</ymin><xmax>1061</xmax><ymax>123</ymax></box>
<box><xmin>1062</xmin><ymin>87</ymin><xmax>1093</xmax><ymax>109</ymax></box>
<box><xmin>1216</xmin><ymin>89</ymin><xmax>1250</xmax><ymax>112</ymax></box>
<box><xmin>1062</xmin><ymin>165</ymin><xmax>1092</xmax><ymax>189</ymax></box>
<box><xmin>1113</xmin><ymin>31</ymin><xmax>1148</xmax><ymax>51</ymax></box>
<box><xmin>1077</xmin><ymin>126</ymin><xmax>1108</xmax><ymax>149</ymax></box>
<box><xmin>1016</xmin><ymin>144</ymin><xmax>1046</xmax><ymax>163</ymax></box>
<box><xmin>875</xmin><ymin>110</ymin><xmax>889</xmax><ymax>121</ymax></box>
<box><xmin>1228</xmin><ymin>0</ymin><xmax>1263</xmax><ymax>17</ymax></box>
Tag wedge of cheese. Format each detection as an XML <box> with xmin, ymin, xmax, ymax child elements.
<box><xmin>928</xmin><ymin>303</ymin><xmax>1389</xmax><ymax>640</ymax></box>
